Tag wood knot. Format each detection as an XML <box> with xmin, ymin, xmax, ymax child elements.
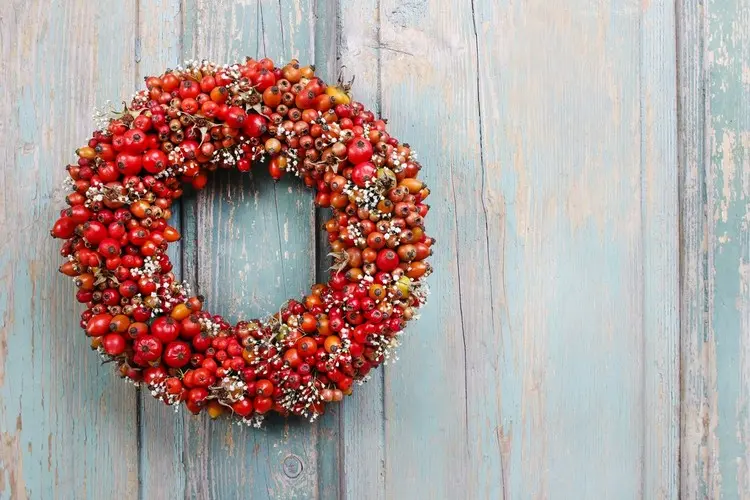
<box><xmin>282</xmin><ymin>455</ymin><xmax>303</xmax><ymax>478</ymax></box>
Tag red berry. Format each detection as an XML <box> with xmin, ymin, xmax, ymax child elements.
<box><xmin>200</xmin><ymin>100</ymin><xmax>219</xmax><ymax>118</ymax></box>
<box><xmin>232</xmin><ymin>399</ymin><xmax>254</xmax><ymax>417</ymax></box>
<box><xmin>296</xmin><ymin>337</ymin><xmax>317</xmax><ymax>357</ymax></box>
<box><xmin>133</xmin><ymin>114</ymin><xmax>153</xmax><ymax>131</ymax></box>
<box><xmin>133</xmin><ymin>334</ymin><xmax>163</xmax><ymax>363</ymax></box>
<box><xmin>119</xmin><ymin>280</ymin><xmax>138</xmax><ymax>298</ymax></box>
<box><xmin>181</xmin><ymin>98</ymin><xmax>199</xmax><ymax>114</ymax></box>
<box><xmin>226</xmin><ymin>342</ymin><xmax>242</xmax><ymax>357</ymax></box>
<box><xmin>133</xmin><ymin>305</ymin><xmax>151</xmax><ymax>323</ymax></box>
<box><xmin>180</xmin><ymin>315</ymin><xmax>202</xmax><ymax>339</ymax></box>
<box><xmin>224</xmin><ymin>106</ymin><xmax>247</xmax><ymax>128</ymax></box>
<box><xmin>268</xmin><ymin>158</ymin><xmax>284</xmax><ymax>180</ymax></box>
<box><xmin>101</xmin><ymin>288</ymin><xmax>120</xmax><ymax>306</ymax></box>
<box><xmin>192</xmin><ymin>333</ymin><xmax>211</xmax><ymax>352</ymax></box>
<box><xmin>351</xmin><ymin>162</ymin><xmax>376</xmax><ymax>187</ymax></box>
<box><xmin>200</xmin><ymin>75</ymin><xmax>216</xmax><ymax>92</ymax></box>
<box><xmin>178</xmin><ymin>80</ymin><xmax>200</xmax><ymax>99</ymax></box>
<box><xmin>253</xmin><ymin>396</ymin><xmax>272</xmax><ymax>414</ymax></box>
<box><xmin>283</xmin><ymin>348</ymin><xmax>302</xmax><ymax>368</ymax></box>
<box><xmin>116</xmin><ymin>152</ymin><xmax>143</xmax><ymax>175</ymax></box>
<box><xmin>140</xmin><ymin>240</ymin><xmax>158</xmax><ymax>257</ymax></box>
<box><xmin>51</xmin><ymin>217</ymin><xmax>77</xmax><ymax>239</ymax></box>
<box><xmin>108</xmin><ymin>221</ymin><xmax>127</xmax><ymax>239</ymax></box>
<box><xmin>347</xmin><ymin>137</ymin><xmax>373</xmax><ymax>164</ymax></box>
<box><xmin>123</xmin><ymin>366</ymin><xmax>142</xmax><ymax>382</ymax></box>
<box><xmin>82</xmin><ymin>221</ymin><xmax>108</xmax><ymax>244</ymax></box>
<box><xmin>242</xmin><ymin>114</ymin><xmax>267</xmax><ymax>137</ymax></box>
<box><xmin>349</xmin><ymin>342</ymin><xmax>364</xmax><ymax>357</ymax></box>
<box><xmin>97</xmin><ymin>161</ymin><xmax>120</xmax><ymax>181</ymax></box>
<box><xmin>163</xmin><ymin>341</ymin><xmax>191</xmax><ymax>368</ymax></box>
<box><xmin>237</xmin><ymin>158</ymin><xmax>251</xmax><ymax>172</ymax></box>
<box><xmin>192</xmin><ymin>367</ymin><xmax>213</xmax><ymax>387</ymax></box>
<box><xmin>86</xmin><ymin>313</ymin><xmax>113</xmax><ymax>337</ymax></box>
<box><xmin>150</xmin><ymin>316</ymin><xmax>181</xmax><ymax>343</ymax></box>
<box><xmin>142</xmin><ymin>149</ymin><xmax>168</xmax><ymax>174</ymax></box>
<box><xmin>165</xmin><ymin>377</ymin><xmax>183</xmax><ymax>394</ymax></box>
<box><xmin>65</xmin><ymin>205</ymin><xmax>92</xmax><ymax>224</ymax></box>
<box><xmin>255</xmin><ymin>379</ymin><xmax>274</xmax><ymax>397</ymax></box>
<box><xmin>338</xmin><ymin>376</ymin><xmax>353</xmax><ymax>391</ymax></box>
<box><xmin>187</xmin><ymin>388</ymin><xmax>209</xmax><ymax>412</ymax></box>
<box><xmin>376</xmin><ymin>249</ymin><xmax>400</xmax><ymax>272</ymax></box>
<box><xmin>123</xmin><ymin>129</ymin><xmax>149</xmax><ymax>153</ymax></box>
<box><xmin>254</xmin><ymin>69</ymin><xmax>276</xmax><ymax>91</ymax></box>
<box><xmin>128</xmin><ymin>228</ymin><xmax>149</xmax><ymax>246</ymax></box>
<box><xmin>143</xmin><ymin>366</ymin><xmax>167</xmax><ymax>385</ymax></box>
<box><xmin>97</xmin><ymin>238</ymin><xmax>121</xmax><ymax>257</ymax></box>
<box><xmin>201</xmin><ymin>357</ymin><xmax>218</xmax><ymax>373</ymax></box>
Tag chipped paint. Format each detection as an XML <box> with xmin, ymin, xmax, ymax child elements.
<box><xmin>0</xmin><ymin>416</ymin><xmax>27</xmax><ymax>500</ymax></box>
<box><xmin>681</xmin><ymin>0</ymin><xmax>750</xmax><ymax>498</ymax></box>
<box><xmin>1</xmin><ymin>0</ymin><xmax>745</xmax><ymax>498</ymax></box>
<box><xmin>718</xmin><ymin>129</ymin><xmax>737</xmax><ymax>223</ymax></box>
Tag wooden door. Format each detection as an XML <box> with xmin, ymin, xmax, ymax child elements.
<box><xmin>1</xmin><ymin>0</ymin><xmax>748</xmax><ymax>498</ymax></box>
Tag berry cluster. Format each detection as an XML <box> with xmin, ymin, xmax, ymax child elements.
<box><xmin>51</xmin><ymin>58</ymin><xmax>433</xmax><ymax>425</ymax></box>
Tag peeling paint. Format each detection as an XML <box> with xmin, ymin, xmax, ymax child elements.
<box><xmin>0</xmin><ymin>416</ymin><xmax>27</xmax><ymax>500</ymax></box>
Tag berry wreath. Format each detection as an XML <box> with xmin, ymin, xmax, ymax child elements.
<box><xmin>50</xmin><ymin>58</ymin><xmax>434</xmax><ymax>426</ymax></box>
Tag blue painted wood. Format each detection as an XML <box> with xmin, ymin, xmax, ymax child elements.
<box><xmin>134</xmin><ymin>2</ymin><xmax>187</xmax><ymax>499</ymax></box>
<box><xmin>679</xmin><ymin>1</ymin><xmax>750</xmax><ymax>498</ymax></box>
<box><xmin>178</xmin><ymin>1</ymin><xmax>329</xmax><ymax>499</ymax></box>
<box><xmin>0</xmin><ymin>1</ymin><xmax>139</xmax><ymax>499</ymax></box>
<box><xmin>677</xmin><ymin>2</ymin><xmax>711</xmax><ymax>496</ymax></box>
<box><xmin>336</xmin><ymin>3</ymin><xmax>388</xmax><ymax>499</ymax></box>
<box><xmin>4</xmin><ymin>0</ymin><xmax>748</xmax><ymax>498</ymax></box>
<box><xmin>377</xmin><ymin>1</ymin><xmax>474</xmax><ymax>497</ymax></box>
<box><xmin>312</xmin><ymin>1</ymin><xmax>344</xmax><ymax>498</ymax></box>
<box><xmin>376</xmin><ymin>0</ymin><xmax>680</xmax><ymax>497</ymax></box>
<box><xmin>641</xmin><ymin>1</ymin><xmax>680</xmax><ymax>497</ymax></box>
<box><xmin>469</xmin><ymin>1</ymin><xmax>679</xmax><ymax>496</ymax></box>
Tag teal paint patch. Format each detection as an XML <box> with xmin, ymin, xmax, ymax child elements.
<box><xmin>706</xmin><ymin>1</ymin><xmax>750</xmax><ymax>495</ymax></box>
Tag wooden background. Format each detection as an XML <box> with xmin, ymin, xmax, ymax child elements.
<box><xmin>1</xmin><ymin>0</ymin><xmax>748</xmax><ymax>498</ymax></box>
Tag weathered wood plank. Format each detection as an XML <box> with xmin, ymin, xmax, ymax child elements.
<box><xmin>312</xmin><ymin>1</ymin><xmax>343</xmax><ymax>498</ymax></box>
<box><xmin>176</xmin><ymin>3</ymin><xmax>211</xmax><ymax>496</ymax></box>
<box><xmin>378</xmin><ymin>1</ymin><xmax>474</xmax><ymax>497</ymax></box>
<box><xmin>1</xmin><ymin>0</ymin><xmax>736</xmax><ymax>497</ymax></box>
<box><xmin>641</xmin><ymin>1</ymin><xmax>680</xmax><ymax>498</ymax></box>
<box><xmin>472</xmin><ymin>1</ymin><xmax>677</xmax><ymax>496</ymax></box>
<box><xmin>134</xmin><ymin>2</ymin><xmax>187</xmax><ymax>499</ymax></box>
<box><xmin>679</xmin><ymin>0</ymin><xmax>750</xmax><ymax>498</ymax></box>
<box><xmin>0</xmin><ymin>1</ymin><xmax>139</xmax><ymax>498</ymax></box>
<box><xmin>677</xmin><ymin>1</ymin><xmax>712</xmax><ymax>497</ymax></box>
<box><xmin>336</xmin><ymin>2</ymin><xmax>387</xmax><ymax>499</ymax></box>
<box><xmin>374</xmin><ymin>0</ymin><xmax>680</xmax><ymax>497</ymax></box>
<box><xmin>180</xmin><ymin>1</ymin><xmax>323</xmax><ymax>498</ymax></box>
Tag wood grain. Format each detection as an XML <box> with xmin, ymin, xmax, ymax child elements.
<box><xmin>375</xmin><ymin>0</ymin><xmax>680</xmax><ymax>497</ymax></box>
<box><xmin>135</xmin><ymin>2</ymin><xmax>187</xmax><ymax>499</ymax></box>
<box><xmin>180</xmin><ymin>1</ymin><xmax>324</xmax><ymax>498</ymax></box>
<box><xmin>677</xmin><ymin>1</ymin><xmax>711</xmax><ymax>495</ymax></box>
<box><xmin>312</xmin><ymin>1</ymin><xmax>343</xmax><ymax>498</ymax></box>
<box><xmin>0</xmin><ymin>1</ymin><xmax>139</xmax><ymax>499</ymax></box>
<box><xmin>378</xmin><ymin>0</ymin><xmax>473</xmax><ymax>497</ymax></box>
<box><xmin>641</xmin><ymin>1</ymin><xmax>680</xmax><ymax>498</ymax></box>
<box><xmin>1</xmin><ymin>0</ymin><xmax>747</xmax><ymax>498</ymax></box>
<box><xmin>337</xmin><ymin>3</ymin><xmax>387</xmax><ymax>499</ymax></box>
<box><xmin>679</xmin><ymin>0</ymin><xmax>750</xmax><ymax>498</ymax></box>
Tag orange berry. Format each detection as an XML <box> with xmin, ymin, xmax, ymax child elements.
<box><xmin>324</xmin><ymin>335</ymin><xmax>341</xmax><ymax>353</ymax></box>
<box><xmin>170</xmin><ymin>303</ymin><xmax>190</xmax><ymax>321</ymax></box>
<box><xmin>301</xmin><ymin>313</ymin><xmax>317</xmax><ymax>333</ymax></box>
<box><xmin>207</xmin><ymin>400</ymin><xmax>224</xmax><ymax>419</ymax></box>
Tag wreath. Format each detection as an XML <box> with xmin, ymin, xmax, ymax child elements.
<box><xmin>51</xmin><ymin>58</ymin><xmax>433</xmax><ymax>426</ymax></box>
